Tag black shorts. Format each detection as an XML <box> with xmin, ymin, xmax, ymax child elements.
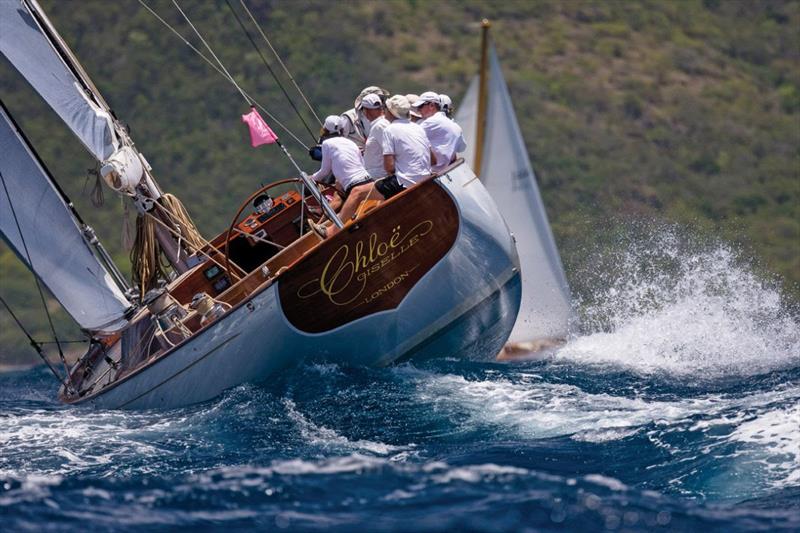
<box><xmin>342</xmin><ymin>178</ymin><xmax>372</xmax><ymax>201</ymax></box>
<box><xmin>374</xmin><ymin>175</ymin><xmax>405</xmax><ymax>199</ymax></box>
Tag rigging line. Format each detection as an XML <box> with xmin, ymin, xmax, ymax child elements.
<box><xmin>171</xmin><ymin>0</ymin><xmax>250</xmax><ymax>106</ymax></box>
<box><xmin>224</xmin><ymin>0</ymin><xmax>317</xmax><ymax>141</ymax></box>
<box><xmin>0</xmin><ymin>173</ymin><xmax>74</xmax><ymax>392</ymax></box>
<box><xmin>239</xmin><ymin>0</ymin><xmax>323</xmax><ymax>126</ymax></box>
<box><xmin>136</xmin><ymin>0</ymin><xmax>309</xmax><ymax>150</ymax></box>
<box><xmin>0</xmin><ymin>295</ymin><xmax>70</xmax><ymax>389</ymax></box>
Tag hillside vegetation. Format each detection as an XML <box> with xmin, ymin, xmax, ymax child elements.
<box><xmin>1</xmin><ymin>0</ymin><xmax>798</xmax><ymax>365</ymax></box>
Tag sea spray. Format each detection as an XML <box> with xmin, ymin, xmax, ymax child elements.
<box><xmin>1</xmin><ymin>222</ymin><xmax>798</xmax><ymax>531</ymax></box>
<box><xmin>561</xmin><ymin>221</ymin><xmax>799</xmax><ymax>377</ymax></box>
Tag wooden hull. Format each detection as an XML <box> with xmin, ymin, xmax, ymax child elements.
<box><xmin>64</xmin><ymin>164</ymin><xmax>521</xmax><ymax>409</ymax></box>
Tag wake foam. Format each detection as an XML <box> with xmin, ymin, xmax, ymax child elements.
<box><xmin>560</xmin><ymin>223</ymin><xmax>799</xmax><ymax>377</ymax></box>
<box><xmin>283</xmin><ymin>399</ymin><xmax>406</xmax><ymax>456</ymax></box>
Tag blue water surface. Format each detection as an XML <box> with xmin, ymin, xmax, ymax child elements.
<box><xmin>2</xmin><ymin>230</ymin><xmax>799</xmax><ymax>532</ymax></box>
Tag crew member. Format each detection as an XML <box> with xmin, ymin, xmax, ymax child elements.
<box><xmin>361</xmin><ymin>94</ymin><xmax>390</xmax><ymax>179</ymax></box>
<box><xmin>405</xmin><ymin>94</ymin><xmax>423</xmax><ymax>122</ymax></box>
<box><xmin>375</xmin><ymin>95</ymin><xmax>435</xmax><ymax>199</ymax></box>
<box><xmin>308</xmin><ymin>115</ymin><xmax>373</xmax><ymax>238</ymax></box>
<box><xmin>439</xmin><ymin>94</ymin><xmax>453</xmax><ymax>118</ymax></box>
<box><xmin>340</xmin><ymin>86</ymin><xmax>390</xmax><ymax>150</ymax></box>
<box><xmin>413</xmin><ymin>91</ymin><xmax>466</xmax><ymax>173</ymax></box>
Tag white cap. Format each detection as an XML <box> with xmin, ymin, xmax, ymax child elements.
<box><xmin>360</xmin><ymin>93</ymin><xmax>382</xmax><ymax>109</ymax></box>
<box><xmin>323</xmin><ymin>115</ymin><xmax>343</xmax><ymax>133</ymax></box>
<box><xmin>412</xmin><ymin>91</ymin><xmax>440</xmax><ymax>108</ymax></box>
<box><xmin>385</xmin><ymin>95</ymin><xmax>410</xmax><ymax>119</ymax></box>
<box><xmin>439</xmin><ymin>94</ymin><xmax>452</xmax><ymax>110</ymax></box>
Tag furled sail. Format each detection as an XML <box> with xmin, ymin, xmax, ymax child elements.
<box><xmin>457</xmin><ymin>45</ymin><xmax>573</xmax><ymax>343</ymax></box>
<box><xmin>0</xmin><ymin>105</ymin><xmax>131</xmax><ymax>333</ymax></box>
<box><xmin>0</xmin><ymin>0</ymin><xmax>117</xmax><ymax>161</ymax></box>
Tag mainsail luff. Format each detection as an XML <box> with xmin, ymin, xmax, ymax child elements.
<box><xmin>457</xmin><ymin>38</ymin><xmax>574</xmax><ymax>344</ymax></box>
<box><xmin>0</xmin><ymin>102</ymin><xmax>132</xmax><ymax>333</ymax></box>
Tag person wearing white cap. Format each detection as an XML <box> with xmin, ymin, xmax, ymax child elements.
<box><xmin>413</xmin><ymin>91</ymin><xmax>466</xmax><ymax>174</ymax></box>
<box><xmin>375</xmin><ymin>95</ymin><xmax>435</xmax><ymax>199</ymax></box>
<box><xmin>439</xmin><ymin>94</ymin><xmax>453</xmax><ymax>118</ymax></box>
<box><xmin>307</xmin><ymin>115</ymin><xmax>373</xmax><ymax>238</ymax></box>
<box><xmin>360</xmin><ymin>93</ymin><xmax>390</xmax><ymax>179</ymax></box>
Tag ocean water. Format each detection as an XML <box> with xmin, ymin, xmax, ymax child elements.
<box><xmin>1</xmin><ymin>228</ymin><xmax>798</xmax><ymax>532</ymax></box>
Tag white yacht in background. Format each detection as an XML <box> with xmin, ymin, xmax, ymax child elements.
<box><xmin>456</xmin><ymin>21</ymin><xmax>575</xmax><ymax>357</ymax></box>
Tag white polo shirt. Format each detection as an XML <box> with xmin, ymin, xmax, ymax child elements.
<box><xmin>310</xmin><ymin>136</ymin><xmax>369</xmax><ymax>191</ymax></box>
<box><xmin>364</xmin><ymin>116</ymin><xmax>390</xmax><ymax>179</ymax></box>
<box><xmin>381</xmin><ymin>119</ymin><xmax>432</xmax><ymax>187</ymax></box>
<box><xmin>420</xmin><ymin>111</ymin><xmax>466</xmax><ymax>173</ymax></box>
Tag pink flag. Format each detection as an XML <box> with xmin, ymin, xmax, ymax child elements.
<box><xmin>241</xmin><ymin>107</ymin><xmax>278</xmax><ymax>147</ymax></box>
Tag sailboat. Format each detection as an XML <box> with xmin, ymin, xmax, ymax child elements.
<box><xmin>455</xmin><ymin>21</ymin><xmax>574</xmax><ymax>356</ymax></box>
<box><xmin>0</xmin><ymin>1</ymin><xmax>522</xmax><ymax>408</ymax></box>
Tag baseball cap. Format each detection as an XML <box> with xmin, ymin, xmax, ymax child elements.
<box><xmin>323</xmin><ymin>115</ymin><xmax>342</xmax><ymax>133</ymax></box>
<box><xmin>360</xmin><ymin>93</ymin><xmax>382</xmax><ymax>109</ymax></box>
<box><xmin>385</xmin><ymin>95</ymin><xmax>410</xmax><ymax>119</ymax></box>
<box><xmin>412</xmin><ymin>91</ymin><xmax>440</xmax><ymax>108</ymax></box>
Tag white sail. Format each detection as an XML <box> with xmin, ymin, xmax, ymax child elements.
<box><xmin>456</xmin><ymin>45</ymin><xmax>573</xmax><ymax>343</ymax></box>
<box><xmin>0</xmin><ymin>105</ymin><xmax>131</xmax><ymax>333</ymax></box>
<box><xmin>0</xmin><ymin>0</ymin><xmax>117</xmax><ymax>161</ymax></box>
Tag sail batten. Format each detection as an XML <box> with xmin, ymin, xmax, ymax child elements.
<box><xmin>0</xmin><ymin>0</ymin><xmax>117</xmax><ymax>161</ymax></box>
<box><xmin>0</xmin><ymin>104</ymin><xmax>131</xmax><ymax>333</ymax></box>
<box><xmin>457</xmin><ymin>44</ymin><xmax>573</xmax><ymax>343</ymax></box>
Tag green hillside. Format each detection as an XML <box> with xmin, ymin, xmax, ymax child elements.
<box><xmin>1</xmin><ymin>0</ymin><xmax>798</xmax><ymax>365</ymax></box>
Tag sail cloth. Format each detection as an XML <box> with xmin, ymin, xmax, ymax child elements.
<box><xmin>0</xmin><ymin>0</ymin><xmax>117</xmax><ymax>161</ymax></box>
<box><xmin>456</xmin><ymin>45</ymin><xmax>573</xmax><ymax>343</ymax></box>
<box><xmin>0</xmin><ymin>106</ymin><xmax>131</xmax><ymax>333</ymax></box>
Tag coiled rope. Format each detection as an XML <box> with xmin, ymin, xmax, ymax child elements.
<box><xmin>130</xmin><ymin>193</ymin><xmax>205</xmax><ymax>295</ymax></box>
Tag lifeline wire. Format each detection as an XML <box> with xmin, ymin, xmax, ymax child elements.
<box><xmin>0</xmin><ymin>170</ymin><xmax>74</xmax><ymax>392</ymax></box>
<box><xmin>0</xmin><ymin>295</ymin><xmax>69</xmax><ymax>389</ymax></box>
<box><xmin>137</xmin><ymin>0</ymin><xmax>309</xmax><ymax>150</ymax></box>
<box><xmin>224</xmin><ymin>0</ymin><xmax>318</xmax><ymax>141</ymax></box>
<box><xmin>239</xmin><ymin>0</ymin><xmax>323</xmax><ymax>126</ymax></box>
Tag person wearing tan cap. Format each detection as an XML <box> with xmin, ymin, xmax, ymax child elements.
<box><xmin>340</xmin><ymin>86</ymin><xmax>390</xmax><ymax>150</ymax></box>
<box><xmin>375</xmin><ymin>95</ymin><xmax>436</xmax><ymax>199</ymax></box>
<box><xmin>405</xmin><ymin>94</ymin><xmax>423</xmax><ymax>122</ymax></box>
<box><xmin>412</xmin><ymin>91</ymin><xmax>466</xmax><ymax>173</ymax></box>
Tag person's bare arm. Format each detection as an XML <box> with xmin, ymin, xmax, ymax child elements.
<box><xmin>384</xmin><ymin>154</ymin><xmax>396</xmax><ymax>174</ymax></box>
<box><xmin>430</xmin><ymin>148</ymin><xmax>437</xmax><ymax>167</ymax></box>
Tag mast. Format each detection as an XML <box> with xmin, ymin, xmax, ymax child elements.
<box><xmin>23</xmin><ymin>0</ymin><xmax>163</xmax><ymax>201</ymax></box>
<box><xmin>6</xmin><ymin>0</ymin><xmax>199</xmax><ymax>282</ymax></box>
<box><xmin>474</xmin><ymin>19</ymin><xmax>491</xmax><ymax>175</ymax></box>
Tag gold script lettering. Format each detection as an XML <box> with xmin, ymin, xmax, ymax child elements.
<box><xmin>297</xmin><ymin>221</ymin><xmax>434</xmax><ymax>306</ymax></box>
